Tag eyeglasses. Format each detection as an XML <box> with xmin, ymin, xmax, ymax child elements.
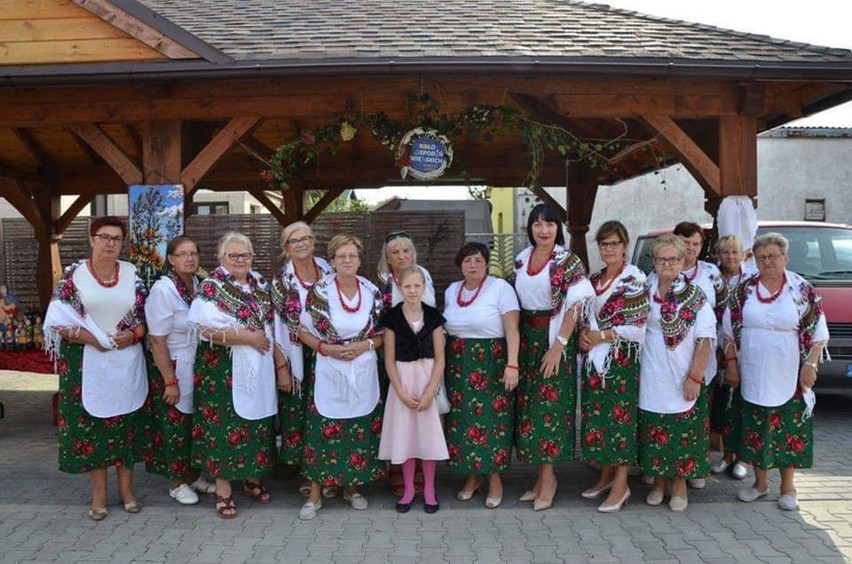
<box><xmin>385</xmin><ymin>231</ymin><xmax>411</xmax><ymax>244</ymax></box>
<box><xmin>93</xmin><ymin>233</ymin><xmax>122</xmax><ymax>245</ymax></box>
<box><xmin>171</xmin><ymin>252</ymin><xmax>199</xmax><ymax>259</ymax></box>
<box><xmin>598</xmin><ymin>241</ymin><xmax>623</xmax><ymax>249</ymax></box>
<box><xmin>287</xmin><ymin>235</ymin><xmax>314</xmax><ymax>246</ymax></box>
<box><xmin>334</xmin><ymin>253</ymin><xmax>360</xmax><ymax>261</ymax></box>
<box><xmin>755</xmin><ymin>253</ymin><xmax>785</xmax><ymax>263</ymax></box>
<box><xmin>654</xmin><ymin>256</ymin><xmax>682</xmax><ymax>266</ymax></box>
<box><xmin>226</xmin><ymin>252</ymin><xmax>253</xmax><ymax>262</ymax></box>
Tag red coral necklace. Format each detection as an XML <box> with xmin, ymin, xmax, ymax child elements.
<box><xmin>526</xmin><ymin>251</ymin><xmax>553</xmax><ymax>277</ymax></box>
<box><xmin>88</xmin><ymin>259</ymin><xmax>119</xmax><ymax>288</ymax></box>
<box><xmin>594</xmin><ymin>261</ymin><xmax>625</xmax><ymax>296</ymax></box>
<box><xmin>335</xmin><ymin>276</ymin><xmax>362</xmax><ymax>313</ymax></box>
<box><xmin>755</xmin><ymin>274</ymin><xmax>786</xmax><ymax>304</ymax></box>
<box><xmin>294</xmin><ymin>259</ymin><xmax>320</xmax><ymax>290</ymax></box>
<box><xmin>457</xmin><ymin>277</ymin><xmax>487</xmax><ymax>307</ymax></box>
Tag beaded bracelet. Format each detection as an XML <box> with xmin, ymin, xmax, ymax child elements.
<box><xmin>164</xmin><ymin>380</ymin><xmax>178</xmax><ymax>388</ymax></box>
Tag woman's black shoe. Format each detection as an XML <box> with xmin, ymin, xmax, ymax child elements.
<box><xmin>396</xmin><ymin>502</ymin><xmax>411</xmax><ymax>513</ymax></box>
<box><xmin>424</xmin><ymin>501</ymin><xmax>440</xmax><ymax>514</ymax></box>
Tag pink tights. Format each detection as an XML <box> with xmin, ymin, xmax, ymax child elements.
<box><xmin>400</xmin><ymin>458</ymin><xmax>437</xmax><ymax>505</ymax></box>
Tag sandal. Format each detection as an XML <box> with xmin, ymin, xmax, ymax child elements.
<box><xmin>299</xmin><ymin>480</ymin><xmax>312</xmax><ymax>498</ymax></box>
<box><xmin>243</xmin><ymin>480</ymin><xmax>272</xmax><ymax>504</ymax></box>
<box><xmin>121</xmin><ymin>500</ymin><xmax>142</xmax><ymax>514</ymax></box>
<box><xmin>88</xmin><ymin>506</ymin><xmax>108</xmax><ymax>521</ymax></box>
<box><xmin>215</xmin><ymin>494</ymin><xmax>237</xmax><ymax>519</ymax></box>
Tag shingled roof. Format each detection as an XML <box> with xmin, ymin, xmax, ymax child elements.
<box><xmin>133</xmin><ymin>0</ymin><xmax>852</xmax><ymax>66</ymax></box>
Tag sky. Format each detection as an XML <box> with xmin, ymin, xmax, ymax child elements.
<box><xmin>355</xmin><ymin>0</ymin><xmax>852</xmax><ymax>204</ymax></box>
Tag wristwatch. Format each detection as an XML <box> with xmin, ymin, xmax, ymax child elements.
<box><xmin>555</xmin><ymin>334</ymin><xmax>568</xmax><ymax>347</ymax></box>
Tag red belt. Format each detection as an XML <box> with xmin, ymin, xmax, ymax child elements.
<box><xmin>521</xmin><ymin>313</ymin><xmax>551</xmax><ymax>329</ymax></box>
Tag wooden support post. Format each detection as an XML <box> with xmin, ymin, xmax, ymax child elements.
<box><xmin>33</xmin><ymin>186</ymin><xmax>62</xmax><ymax>309</ymax></box>
<box><xmin>565</xmin><ymin>164</ymin><xmax>598</xmax><ymax>271</ymax></box>
<box><xmin>144</xmin><ymin>120</ymin><xmax>182</xmax><ymax>184</ymax></box>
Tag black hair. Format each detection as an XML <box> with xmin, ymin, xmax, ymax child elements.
<box><xmin>526</xmin><ymin>203</ymin><xmax>565</xmax><ymax>247</ymax></box>
<box><xmin>454</xmin><ymin>241</ymin><xmax>490</xmax><ymax>268</ymax></box>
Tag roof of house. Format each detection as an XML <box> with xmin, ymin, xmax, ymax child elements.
<box><xmin>760</xmin><ymin>127</ymin><xmax>852</xmax><ymax>138</ymax></box>
<box><xmin>133</xmin><ymin>0</ymin><xmax>852</xmax><ymax>65</ymax></box>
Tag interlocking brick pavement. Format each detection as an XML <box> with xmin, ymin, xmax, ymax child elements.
<box><xmin>1</xmin><ymin>371</ymin><xmax>851</xmax><ymax>563</ymax></box>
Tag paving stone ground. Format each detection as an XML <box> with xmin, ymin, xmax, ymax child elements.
<box><xmin>1</xmin><ymin>371</ymin><xmax>851</xmax><ymax>563</ymax></box>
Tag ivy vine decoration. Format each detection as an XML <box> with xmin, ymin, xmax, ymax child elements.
<box><xmin>261</xmin><ymin>92</ymin><xmax>666</xmax><ymax>191</ymax></box>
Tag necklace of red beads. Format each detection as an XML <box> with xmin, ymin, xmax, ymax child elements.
<box><xmin>526</xmin><ymin>251</ymin><xmax>553</xmax><ymax>277</ymax></box>
<box><xmin>294</xmin><ymin>259</ymin><xmax>320</xmax><ymax>290</ymax></box>
<box><xmin>88</xmin><ymin>259</ymin><xmax>119</xmax><ymax>288</ymax></box>
<box><xmin>457</xmin><ymin>277</ymin><xmax>487</xmax><ymax>307</ymax></box>
<box><xmin>594</xmin><ymin>262</ymin><xmax>625</xmax><ymax>296</ymax></box>
<box><xmin>335</xmin><ymin>276</ymin><xmax>362</xmax><ymax>313</ymax></box>
<box><xmin>755</xmin><ymin>274</ymin><xmax>786</xmax><ymax>304</ymax></box>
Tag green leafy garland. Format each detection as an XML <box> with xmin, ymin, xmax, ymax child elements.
<box><xmin>261</xmin><ymin>92</ymin><xmax>662</xmax><ymax>190</ymax></box>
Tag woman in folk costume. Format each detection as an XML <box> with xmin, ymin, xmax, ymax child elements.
<box><xmin>44</xmin><ymin>216</ymin><xmax>150</xmax><ymax>521</ymax></box>
<box><xmin>297</xmin><ymin>234</ymin><xmax>386</xmax><ymax>520</ymax></box>
<box><xmin>444</xmin><ymin>242</ymin><xmax>520</xmax><ymax>509</ymax></box>
<box><xmin>187</xmin><ymin>232</ymin><xmax>285</xmax><ymax>519</ymax></box>
<box><xmin>578</xmin><ymin>221</ymin><xmax>649</xmax><ymax>513</ymax></box>
<box><xmin>639</xmin><ymin>235</ymin><xmax>715</xmax><ymax>512</ymax></box>
<box><xmin>145</xmin><ymin>235</ymin><xmax>215</xmax><ymax>505</ymax></box>
<box><xmin>513</xmin><ymin>203</ymin><xmax>595</xmax><ymax>511</ymax></box>
<box><xmin>672</xmin><ymin>221</ymin><xmax>728</xmax><ymax>491</ymax></box>
<box><xmin>710</xmin><ymin>235</ymin><xmax>756</xmax><ymax>481</ymax></box>
<box><xmin>723</xmin><ymin>232</ymin><xmax>828</xmax><ymax>511</ymax></box>
<box><xmin>271</xmin><ymin>221</ymin><xmax>333</xmax><ymax>497</ymax></box>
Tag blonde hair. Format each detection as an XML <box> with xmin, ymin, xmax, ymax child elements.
<box><xmin>217</xmin><ymin>231</ymin><xmax>253</xmax><ymax>260</ymax></box>
<box><xmin>716</xmin><ymin>235</ymin><xmax>744</xmax><ymax>254</ymax></box>
<box><xmin>279</xmin><ymin>221</ymin><xmax>314</xmax><ymax>260</ymax></box>
<box><xmin>398</xmin><ymin>265</ymin><xmax>425</xmax><ymax>285</ymax></box>
<box><xmin>377</xmin><ymin>235</ymin><xmax>418</xmax><ymax>277</ymax></box>
<box><xmin>328</xmin><ymin>234</ymin><xmax>364</xmax><ymax>259</ymax></box>
<box><xmin>652</xmin><ymin>234</ymin><xmax>686</xmax><ymax>260</ymax></box>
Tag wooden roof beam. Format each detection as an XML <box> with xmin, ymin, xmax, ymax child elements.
<box><xmin>639</xmin><ymin>115</ymin><xmax>720</xmax><ymax>198</ymax></box>
<box><xmin>0</xmin><ymin>178</ymin><xmax>42</xmax><ymax>228</ymax></box>
<box><xmin>304</xmin><ymin>188</ymin><xmax>344</xmax><ymax>224</ymax></box>
<box><xmin>181</xmin><ymin>116</ymin><xmax>262</xmax><ymax>196</ymax></box>
<box><xmin>244</xmin><ymin>187</ymin><xmax>287</xmax><ymax>226</ymax></box>
<box><xmin>12</xmin><ymin>129</ymin><xmax>52</xmax><ymax>168</ymax></box>
<box><xmin>55</xmin><ymin>194</ymin><xmax>97</xmax><ymax>235</ymax></box>
<box><xmin>69</xmin><ymin>123</ymin><xmax>143</xmax><ymax>185</ymax></box>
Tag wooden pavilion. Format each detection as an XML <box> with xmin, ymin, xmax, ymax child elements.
<box><xmin>2</xmin><ymin>0</ymin><xmax>852</xmax><ymax>307</ymax></box>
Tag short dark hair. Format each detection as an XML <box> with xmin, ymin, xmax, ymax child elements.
<box><xmin>89</xmin><ymin>216</ymin><xmax>127</xmax><ymax>238</ymax></box>
<box><xmin>595</xmin><ymin>220</ymin><xmax>629</xmax><ymax>246</ymax></box>
<box><xmin>454</xmin><ymin>242</ymin><xmax>490</xmax><ymax>268</ymax></box>
<box><xmin>673</xmin><ymin>221</ymin><xmax>704</xmax><ymax>243</ymax></box>
<box><xmin>526</xmin><ymin>203</ymin><xmax>565</xmax><ymax>247</ymax></box>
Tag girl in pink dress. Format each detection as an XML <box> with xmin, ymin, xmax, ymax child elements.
<box><xmin>379</xmin><ymin>266</ymin><xmax>449</xmax><ymax>513</ymax></box>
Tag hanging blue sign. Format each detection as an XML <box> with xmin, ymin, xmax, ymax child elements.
<box><xmin>397</xmin><ymin>127</ymin><xmax>453</xmax><ymax>181</ymax></box>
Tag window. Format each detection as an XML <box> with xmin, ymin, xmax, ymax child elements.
<box><xmin>804</xmin><ymin>199</ymin><xmax>826</xmax><ymax>221</ymax></box>
<box><xmin>194</xmin><ymin>202</ymin><xmax>229</xmax><ymax>215</ymax></box>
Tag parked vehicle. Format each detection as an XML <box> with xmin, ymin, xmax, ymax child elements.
<box><xmin>632</xmin><ymin>221</ymin><xmax>852</xmax><ymax>390</ymax></box>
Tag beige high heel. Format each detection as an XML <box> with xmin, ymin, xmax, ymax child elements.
<box><xmin>598</xmin><ymin>489</ymin><xmax>630</xmax><ymax>513</ymax></box>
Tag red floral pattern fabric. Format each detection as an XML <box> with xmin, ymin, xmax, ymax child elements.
<box><xmin>144</xmin><ymin>355</ymin><xmax>196</xmax><ymax>479</ymax></box>
<box><xmin>740</xmin><ymin>396</ymin><xmax>812</xmax><ymax>469</ymax></box>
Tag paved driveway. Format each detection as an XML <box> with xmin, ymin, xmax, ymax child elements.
<box><xmin>1</xmin><ymin>372</ymin><xmax>850</xmax><ymax>563</ymax></box>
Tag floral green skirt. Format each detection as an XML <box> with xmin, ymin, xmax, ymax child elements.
<box><xmin>145</xmin><ymin>354</ymin><xmax>196</xmax><ymax>479</ymax></box>
<box><xmin>740</xmin><ymin>395</ymin><xmax>812</xmax><ymax>470</ymax></box>
<box><xmin>277</xmin><ymin>346</ymin><xmax>315</xmax><ymax>466</ymax></box>
<box><xmin>514</xmin><ymin>310</ymin><xmax>578</xmax><ymax>464</ymax></box>
<box><xmin>301</xmin><ymin>361</ymin><xmax>386</xmax><ymax>487</ymax></box>
<box><xmin>57</xmin><ymin>343</ymin><xmax>152</xmax><ymax>474</ymax></box>
<box><xmin>445</xmin><ymin>336</ymin><xmax>513</xmax><ymax>474</ymax></box>
<box><xmin>190</xmin><ymin>343</ymin><xmax>275</xmax><ymax>480</ymax></box>
<box><xmin>580</xmin><ymin>342</ymin><xmax>639</xmax><ymax>466</ymax></box>
<box><xmin>710</xmin><ymin>381</ymin><xmax>743</xmax><ymax>457</ymax></box>
<box><xmin>638</xmin><ymin>386</ymin><xmax>710</xmax><ymax>479</ymax></box>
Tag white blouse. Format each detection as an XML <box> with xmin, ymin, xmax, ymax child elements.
<box><xmin>443</xmin><ymin>277</ymin><xmax>519</xmax><ymax>339</ymax></box>
<box><xmin>639</xmin><ymin>282</ymin><xmax>717</xmax><ymax>414</ymax></box>
<box><xmin>683</xmin><ymin>260</ymin><xmax>723</xmax><ymax>384</ymax></box>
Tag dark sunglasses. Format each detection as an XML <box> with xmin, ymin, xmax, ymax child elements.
<box><xmin>385</xmin><ymin>231</ymin><xmax>411</xmax><ymax>244</ymax></box>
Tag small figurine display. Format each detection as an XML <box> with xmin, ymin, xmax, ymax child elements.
<box><xmin>33</xmin><ymin>315</ymin><xmax>44</xmax><ymax>351</ymax></box>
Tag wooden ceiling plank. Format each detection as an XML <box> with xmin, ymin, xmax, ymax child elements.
<box><xmin>181</xmin><ymin>116</ymin><xmax>261</xmax><ymax>195</ymax></box>
<box><xmin>12</xmin><ymin>128</ymin><xmax>52</xmax><ymax>167</ymax></box>
<box><xmin>72</xmin><ymin>0</ymin><xmax>199</xmax><ymax>59</ymax></box>
<box><xmin>69</xmin><ymin>122</ymin><xmax>142</xmax><ymax>185</ymax></box>
<box><xmin>640</xmin><ymin>114</ymin><xmax>721</xmax><ymax>197</ymax></box>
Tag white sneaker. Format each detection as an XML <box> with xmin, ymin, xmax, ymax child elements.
<box><xmin>737</xmin><ymin>486</ymin><xmax>768</xmax><ymax>503</ymax></box>
<box><xmin>343</xmin><ymin>490</ymin><xmax>369</xmax><ymax>510</ymax></box>
<box><xmin>687</xmin><ymin>478</ymin><xmax>706</xmax><ymax>490</ymax></box>
<box><xmin>189</xmin><ymin>477</ymin><xmax>216</xmax><ymax>494</ymax></box>
<box><xmin>169</xmin><ymin>484</ymin><xmax>200</xmax><ymax>505</ymax></box>
<box><xmin>711</xmin><ymin>460</ymin><xmax>730</xmax><ymax>474</ymax></box>
<box><xmin>778</xmin><ymin>493</ymin><xmax>799</xmax><ymax>511</ymax></box>
<box><xmin>299</xmin><ymin>499</ymin><xmax>322</xmax><ymax>520</ymax></box>
<box><xmin>732</xmin><ymin>463</ymin><xmax>748</xmax><ymax>480</ymax></box>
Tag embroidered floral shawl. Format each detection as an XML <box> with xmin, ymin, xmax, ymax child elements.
<box><xmin>590</xmin><ymin>270</ymin><xmax>649</xmax><ymax>331</ymax></box>
<box><xmin>196</xmin><ymin>266</ymin><xmax>273</xmax><ymax>332</ymax></box>
<box><xmin>271</xmin><ymin>258</ymin><xmax>333</xmax><ymax>344</ymax></box>
<box><xmin>305</xmin><ymin>275</ymin><xmax>383</xmax><ymax>344</ymax></box>
<box><xmin>651</xmin><ymin>273</ymin><xmax>707</xmax><ymax>350</ymax></box>
<box><xmin>727</xmin><ymin>270</ymin><xmax>826</xmax><ymax>361</ymax></box>
<box><xmin>513</xmin><ymin>245</ymin><xmax>588</xmax><ymax>316</ymax></box>
<box><xmin>166</xmin><ymin>269</ymin><xmax>201</xmax><ymax>308</ymax></box>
